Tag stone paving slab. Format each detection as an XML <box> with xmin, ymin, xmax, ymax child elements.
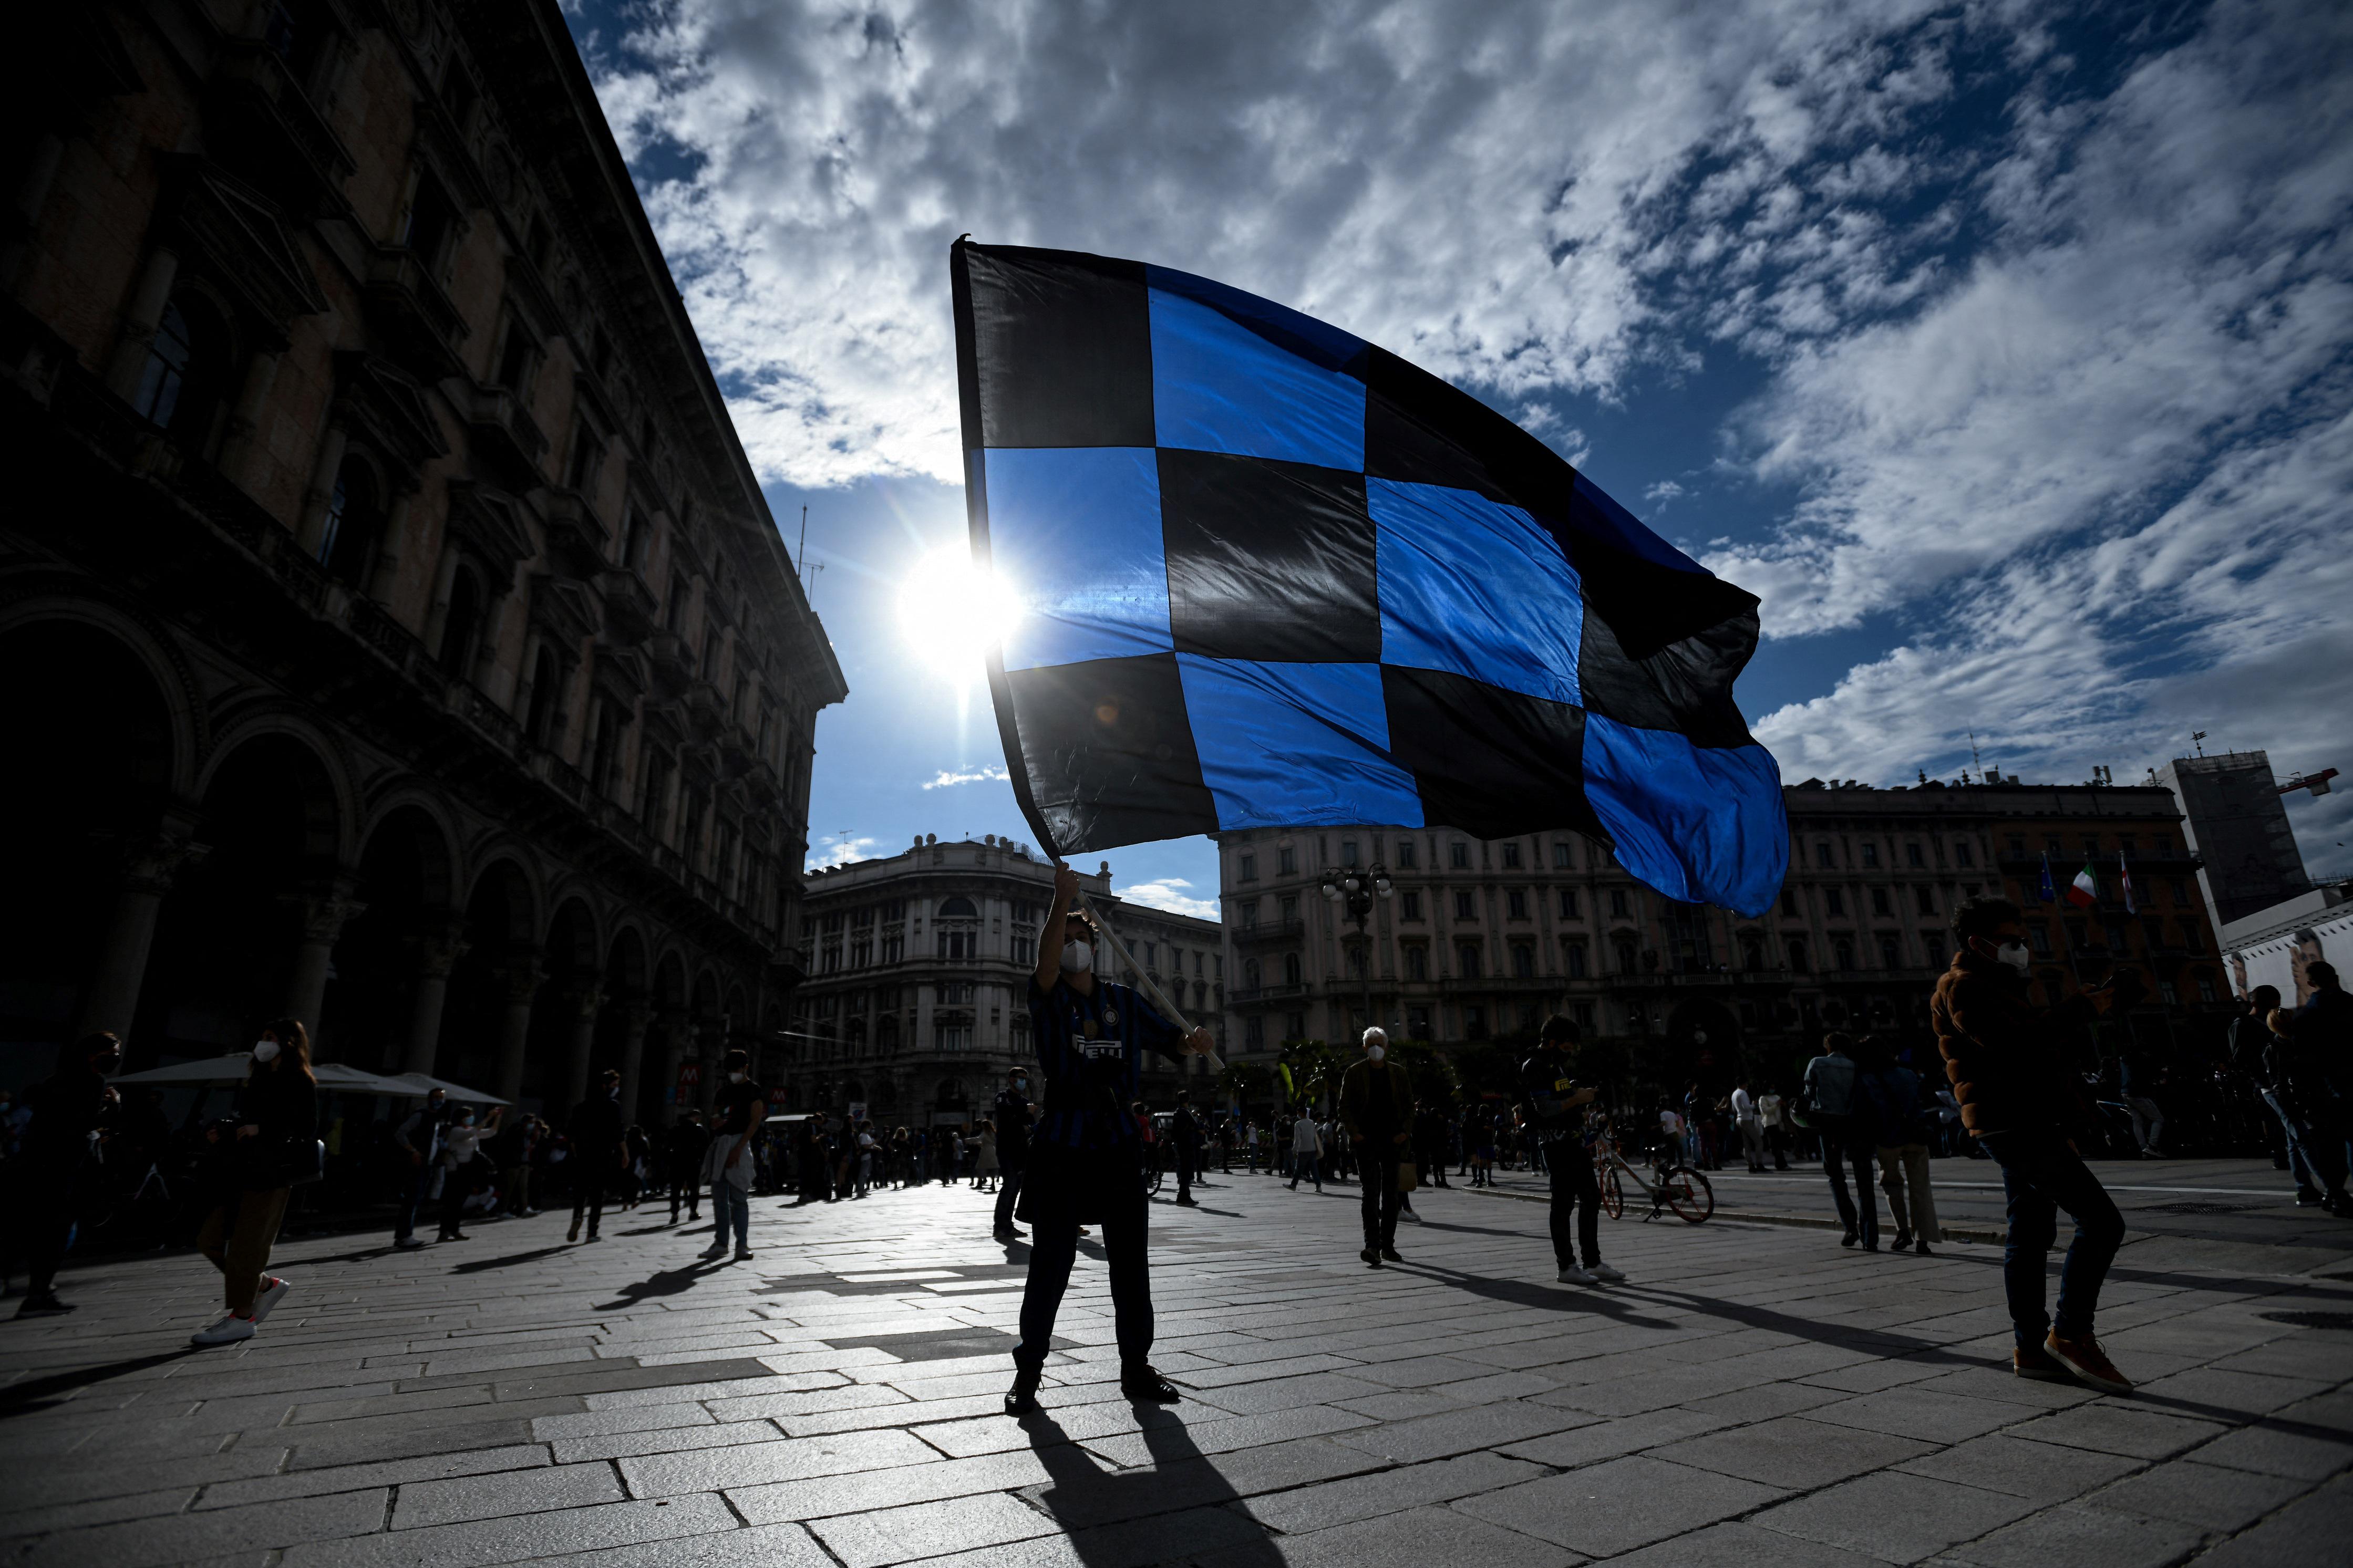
<box><xmin>0</xmin><ymin>1161</ymin><xmax>2347</xmax><ymax>1564</ymax></box>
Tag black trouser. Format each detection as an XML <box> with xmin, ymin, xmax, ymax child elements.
<box><xmin>669</xmin><ymin>1165</ymin><xmax>702</xmax><ymax>1222</ymax></box>
<box><xmin>1015</xmin><ymin>1202</ymin><xmax>1151</xmax><ymax>1371</ymax></box>
<box><xmin>1175</xmin><ymin>1148</ymin><xmax>1197</xmax><ymax>1200</ymax></box>
<box><xmin>17</xmin><ymin>1167</ymin><xmax>76</xmax><ymax>1296</ymax></box>
<box><xmin>1546</xmin><ymin>1137</ymin><xmax>1602</xmax><ymax>1268</ymax></box>
<box><xmin>1817</xmin><ymin>1119</ymin><xmax>1877</xmax><ymax>1246</ymax></box>
<box><xmin>1358</xmin><ymin>1146</ymin><xmax>1403</xmax><ymax>1248</ymax></box>
<box><xmin>571</xmin><ymin>1165</ymin><xmax>611</xmax><ymax>1235</ymax></box>
<box><xmin>994</xmin><ymin>1164</ymin><xmax>1025</xmax><ymax>1231</ymax></box>
<box><xmin>437</xmin><ymin>1166</ymin><xmax>474</xmax><ymax>1239</ymax></box>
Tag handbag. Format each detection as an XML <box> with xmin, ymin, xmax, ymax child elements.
<box><xmin>1396</xmin><ymin>1159</ymin><xmax>1420</xmax><ymax>1193</ymax></box>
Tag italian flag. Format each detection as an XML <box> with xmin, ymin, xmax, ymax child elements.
<box><xmin>2066</xmin><ymin>860</ymin><xmax>2100</xmax><ymax>909</ymax></box>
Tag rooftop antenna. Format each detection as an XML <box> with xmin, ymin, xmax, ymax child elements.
<box><xmin>796</xmin><ymin>504</ymin><xmax>809</xmax><ymax>583</ymax></box>
<box><xmin>2192</xmin><ymin>730</ymin><xmax>2207</xmax><ymax>757</ymax></box>
<box><xmin>1968</xmin><ymin>729</ymin><xmax>1985</xmax><ymax>779</ymax></box>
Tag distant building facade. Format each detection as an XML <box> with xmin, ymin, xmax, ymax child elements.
<box><xmin>0</xmin><ymin>3</ymin><xmax>842</xmax><ymax>1122</ymax></box>
<box><xmin>1214</xmin><ymin>778</ymin><xmax>2232</xmax><ymax>1092</ymax></box>
<box><xmin>787</xmin><ymin>836</ymin><xmax>1223</xmax><ymax>1126</ymax></box>
<box><xmin>2223</xmin><ymin>885</ymin><xmax>2353</xmax><ymax>1009</ymax></box>
<box><xmin>2157</xmin><ymin>751</ymin><xmax>2312</xmax><ymax>931</ymax></box>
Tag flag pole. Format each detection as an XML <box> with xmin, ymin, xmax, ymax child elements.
<box><xmin>1074</xmin><ymin>889</ymin><xmax>1225</xmax><ymax>1073</ymax></box>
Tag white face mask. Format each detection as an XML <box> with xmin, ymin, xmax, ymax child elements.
<box><xmin>1366</xmin><ymin>1045</ymin><xmax>1386</xmax><ymax>1062</ymax></box>
<box><xmin>728</xmin><ymin>1071</ymin><xmax>746</xmax><ymax>1084</ymax></box>
<box><xmin>1996</xmin><ymin>942</ymin><xmax>2031</xmax><ymax>975</ymax></box>
<box><xmin>1060</xmin><ymin>940</ymin><xmax>1093</xmax><ymax>974</ymax></box>
<box><xmin>252</xmin><ymin>1039</ymin><xmax>280</xmax><ymax>1063</ymax></box>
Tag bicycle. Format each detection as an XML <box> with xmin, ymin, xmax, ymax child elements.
<box><xmin>1593</xmin><ymin>1137</ymin><xmax>1714</xmax><ymax>1224</ymax></box>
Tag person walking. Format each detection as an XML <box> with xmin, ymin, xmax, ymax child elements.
<box><xmin>1935</xmin><ymin>895</ymin><xmax>2133</xmax><ymax>1393</ymax></box>
<box><xmin>435</xmin><ymin>1105</ymin><xmax>501</xmax><ymax>1241</ymax></box>
<box><xmin>1755</xmin><ymin>1085</ymin><xmax>1789</xmax><ymax>1169</ymax></box>
<box><xmin>2265</xmin><ymin>982</ymin><xmax>2353</xmax><ymax>1215</ymax></box>
<box><xmin>1288</xmin><ymin>1108</ymin><xmax>1323</xmax><ymax>1191</ymax></box>
<box><xmin>190</xmin><ymin>1020</ymin><xmax>317</xmax><ymax>1346</ymax></box>
<box><xmin>1859</xmin><ymin>1042</ymin><xmax>1941</xmax><ymax>1253</ymax></box>
<box><xmin>975</xmin><ymin>1118</ymin><xmax>999</xmax><ymax>1191</ymax></box>
<box><xmin>1170</xmin><ymin>1092</ymin><xmax>1203</xmax><ymax>1206</ymax></box>
<box><xmin>701</xmin><ymin>1049</ymin><xmax>765</xmax><ymax>1260</ymax></box>
<box><xmin>9</xmin><ymin>1032</ymin><xmax>123</xmax><ymax>1318</ymax></box>
<box><xmin>993</xmin><ymin>1067</ymin><xmax>1033</xmax><ymax>1239</ymax></box>
<box><xmin>1519</xmin><ymin>1014</ymin><xmax>1624</xmax><ymax>1286</ymax></box>
<box><xmin>2118</xmin><ymin>1040</ymin><xmax>2168</xmax><ymax>1159</ymax></box>
<box><xmin>1244</xmin><ymin>1119</ymin><xmax>1260</xmax><ymax>1174</ymax></box>
<box><xmin>1413</xmin><ymin>1100</ymin><xmax>1452</xmax><ymax>1189</ymax></box>
<box><xmin>1004</xmin><ymin>866</ymin><xmax>1216</xmax><ymax>1416</ymax></box>
<box><xmin>489</xmin><ymin>1111</ymin><xmax>539</xmax><ymax>1218</ymax></box>
<box><xmin>2285</xmin><ymin>961</ymin><xmax>2353</xmax><ymax>1201</ymax></box>
<box><xmin>1340</xmin><ymin>1027</ymin><xmax>1414</xmax><ymax>1266</ymax></box>
<box><xmin>566</xmin><ymin>1069</ymin><xmax>628</xmax><ymax>1243</ymax></box>
<box><xmin>664</xmin><ymin>1112</ymin><xmax>710</xmax><ymax>1223</ymax></box>
<box><xmin>2234</xmin><ymin>986</ymin><xmax>2318</xmax><ymax>1197</ymax></box>
<box><xmin>1804</xmin><ymin>1033</ymin><xmax>1879</xmax><ymax>1250</ymax></box>
<box><xmin>390</xmin><ymin>1086</ymin><xmax>450</xmax><ymax>1250</ymax></box>
<box><xmin>1732</xmin><ymin>1080</ymin><xmax>1767</xmax><ymax>1172</ymax></box>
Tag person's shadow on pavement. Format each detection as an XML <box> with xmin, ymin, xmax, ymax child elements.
<box><xmin>1020</xmin><ymin>1407</ymin><xmax>1284</xmax><ymax>1566</ymax></box>
<box><xmin>590</xmin><ymin>1259</ymin><xmax>726</xmax><ymax>1310</ymax></box>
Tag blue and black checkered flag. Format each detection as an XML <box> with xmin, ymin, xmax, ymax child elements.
<box><xmin>952</xmin><ymin>241</ymin><xmax>1789</xmax><ymax>916</ymax></box>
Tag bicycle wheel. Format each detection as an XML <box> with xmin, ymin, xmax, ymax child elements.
<box><xmin>1660</xmin><ymin>1165</ymin><xmax>1714</xmax><ymax>1224</ymax></box>
<box><xmin>1600</xmin><ymin>1165</ymin><xmax>1624</xmax><ymax>1220</ymax></box>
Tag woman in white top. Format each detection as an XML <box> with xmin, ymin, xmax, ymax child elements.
<box><xmin>436</xmin><ymin>1106</ymin><xmax>501</xmax><ymax>1242</ymax></box>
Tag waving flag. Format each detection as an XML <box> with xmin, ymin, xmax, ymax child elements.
<box><xmin>2067</xmin><ymin>859</ymin><xmax>2101</xmax><ymax>909</ymax></box>
<box><xmin>2118</xmin><ymin>850</ymin><xmax>2136</xmax><ymax>915</ymax></box>
<box><xmin>2038</xmin><ymin>853</ymin><xmax>2058</xmax><ymax>904</ymax></box>
<box><xmin>951</xmin><ymin>241</ymin><xmax>1788</xmax><ymax>915</ymax></box>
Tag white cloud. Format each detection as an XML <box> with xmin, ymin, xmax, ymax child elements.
<box><xmin>920</xmin><ymin>764</ymin><xmax>1011</xmax><ymax>791</ymax></box>
<box><xmin>1115</xmin><ymin>878</ymin><xmax>1222</xmax><ymax>922</ymax></box>
<box><xmin>804</xmin><ymin>834</ymin><xmax>879</xmax><ymax>871</ymax></box>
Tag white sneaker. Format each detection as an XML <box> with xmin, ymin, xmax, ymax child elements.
<box><xmin>1586</xmin><ymin>1262</ymin><xmax>1625</xmax><ymax>1282</ymax></box>
<box><xmin>1400</xmin><ymin>1208</ymin><xmax>1423</xmax><ymax>1224</ymax></box>
<box><xmin>394</xmin><ymin>1235</ymin><xmax>424</xmax><ymax>1250</ymax></box>
<box><xmin>192</xmin><ymin>1313</ymin><xmax>256</xmax><ymax>1347</ymax></box>
<box><xmin>252</xmin><ymin>1276</ymin><xmax>291</xmax><ymax>1322</ymax></box>
<box><xmin>1556</xmin><ymin>1264</ymin><xmax>1599</xmax><ymax>1286</ymax></box>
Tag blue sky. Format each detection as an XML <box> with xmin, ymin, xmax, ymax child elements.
<box><xmin>564</xmin><ymin>0</ymin><xmax>2353</xmax><ymax>913</ymax></box>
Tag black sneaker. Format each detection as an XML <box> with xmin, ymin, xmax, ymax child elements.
<box><xmin>1840</xmin><ymin>1231</ymin><xmax>1859</xmax><ymax>1248</ymax></box>
<box><xmin>1360</xmin><ymin>1248</ymin><xmax>1381</xmax><ymax>1267</ymax></box>
<box><xmin>1004</xmin><ymin>1369</ymin><xmax>1042</xmax><ymax>1416</ymax></box>
<box><xmin>1380</xmin><ymin>1247</ymin><xmax>1403</xmax><ymax>1263</ymax></box>
<box><xmin>1120</xmin><ymin>1364</ymin><xmax>1181</xmax><ymax>1403</ymax></box>
<box><xmin>14</xmin><ymin>1292</ymin><xmax>71</xmax><ymax>1318</ymax></box>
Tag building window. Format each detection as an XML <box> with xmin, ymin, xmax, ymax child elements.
<box><xmin>1559</xmin><ymin>889</ymin><xmax>1580</xmax><ymax>919</ymax></box>
<box><xmin>1780</xmin><ymin>887</ymin><xmax>1799</xmax><ymax>918</ymax></box>
<box><xmin>438</xmin><ymin>566</ymin><xmax>484</xmax><ymax>677</ymax></box>
<box><xmin>1278</xmin><ymin>846</ymin><xmax>1297</xmax><ymax>875</ymax></box>
<box><xmin>1511</xmin><ymin>943</ymin><xmax>1534</xmax><ymax>979</ymax></box>
<box><xmin>1615</xmin><ymin>939</ymin><xmax>1638</xmax><ymax>974</ymax></box>
<box><xmin>1395</xmin><ymin>840</ymin><xmax>1417</xmax><ymax>868</ymax></box>
<box><xmin>1879</xmin><ymin>937</ymin><xmax>1901</xmax><ymax>970</ymax></box>
<box><xmin>1283</xmin><ymin>953</ymin><xmax>1302</xmax><ymax>987</ymax></box>
<box><xmin>1565</xmin><ymin>940</ymin><xmax>1588</xmax><ymax>979</ymax></box>
<box><xmin>1239</xmin><ymin>853</ymin><xmax>1257</xmax><ymax>882</ymax></box>
<box><xmin>1825</xmin><ymin>888</ymin><xmax>1845</xmax><ymax>918</ymax></box>
<box><xmin>882</xmin><ymin>933</ymin><xmax>904</xmax><ymax>963</ymax></box>
<box><xmin>1860</xmin><ymin>842</ymin><xmax>1880</xmax><ymax>868</ymax></box>
<box><xmin>2195</xmin><ymin>971</ymin><xmax>2217</xmax><ymax>1004</ymax></box>
<box><xmin>1464</xmin><ymin>1004</ymin><xmax>1487</xmax><ymax>1040</ymax></box>
<box><xmin>1834</xmin><ymin>938</ymin><xmax>1855</xmax><ymax>971</ymax></box>
<box><xmin>2028</xmin><ymin>923</ymin><xmax>2053</xmax><ymax>957</ymax></box>
<box><xmin>1453</xmin><ymin>890</ymin><xmax>1477</xmax><ymax>920</ymax></box>
<box><xmin>1245</xmin><ymin>1016</ymin><xmax>1265</xmax><ymax>1051</ymax></box>
<box><xmin>1501</xmin><ymin>842</ymin><xmax>1522</xmax><ymax>869</ymax></box>
<box><xmin>1239</xmin><ymin>898</ymin><xmax>1261</xmax><ymax>932</ymax></box>
<box><xmin>1012</xmin><ymin>931</ymin><xmax>1035</xmax><ymax>965</ymax></box>
<box><xmin>1507</xmin><ymin>889</ymin><xmax>1528</xmax><ymax>919</ymax></box>
<box><xmin>1340</xmin><ymin>839</ymin><xmax>1359</xmax><ymax>866</ymax></box>
<box><xmin>1400</xmin><ymin>890</ymin><xmax>1422</xmax><ymax>921</ymax></box>
<box><xmin>1915</xmin><ymin>886</ymin><xmax>1936</xmax><ymax>917</ymax></box>
<box><xmin>1787</xmin><ymin>938</ymin><xmax>1809</xmax><ymax>973</ymax></box>
<box><xmin>1742</xmin><ymin>939</ymin><xmax>1763</xmax><ymax>971</ymax></box>
<box><xmin>1457</xmin><ymin>943</ymin><xmax>1482</xmax><ymax>979</ymax></box>
<box><xmin>1244</xmin><ymin>957</ymin><xmax>1262</xmax><ymax>990</ymax></box>
<box><xmin>934</xmin><ymin>1023</ymin><xmax>971</xmax><ymax>1053</ymax></box>
<box><xmin>1553</xmin><ymin>840</ymin><xmax>1574</xmax><ymax>869</ymax></box>
<box><xmin>1610</xmin><ymin>889</ymin><xmax>1629</xmax><ymax>918</ymax></box>
<box><xmin>1815</xmin><ymin>842</ymin><xmax>1835</xmax><ymax>869</ymax></box>
<box><xmin>318</xmin><ymin>458</ymin><xmax>385</xmax><ymax>586</ymax></box>
<box><xmin>1285</xmin><ymin>1012</ymin><xmax>1305</xmax><ymax>1042</ymax></box>
<box><xmin>1450</xmin><ymin>842</ymin><xmax>1471</xmax><ymax>869</ymax></box>
<box><xmin>135</xmin><ymin>295</ymin><xmax>234</xmax><ymax>442</ymax></box>
<box><xmin>1403</xmin><ymin>944</ymin><xmax>1428</xmax><ymax>981</ymax></box>
<box><xmin>1871</xmin><ymin>887</ymin><xmax>1891</xmax><ymax>917</ymax></box>
<box><xmin>1905</xmin><ymin>843</ymin><xmax>1924</xmax><ymax>868</ymax></box>
<box><xmin>1279</xmin><ymin>894</ymin><xmax>1299</xmax><ymax>923</ymax></box>
<box><xmin>1955</xmin><ymin>840</ymin><xmax>1975</xmax><ymax>868</ymax></box>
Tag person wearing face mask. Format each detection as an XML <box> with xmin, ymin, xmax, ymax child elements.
<box><xmin>190</xmin><ymin>1021</ymin><xmax>318</xmax><ymax>1345</ymax></box>
<box><xmin>701</xmin><ymin>1050</ymin><xmax>765</xmax><ymax>1260</ymax></box>
<box><xmin>9</xmin><ymin>1032</ymin><xmax>125</xmax><ymax>1317</ymax></box>
<box><xmin>1339</xmin><ymin>1027</ymin><xmax>1416</xmax><ymax>1266</ymax></box>
<box><xmin>566</xmin><ymin>1069</ymin><xmax>628</xmax><ymax>1243</ymax></box>
<box><xmin>1935</xmin><ymin>895</ymin><xmax>2132</xmax><ymax>1395</ymax></box>
<box><xmin>1004</xmin><ymin>865</ymin><xmax>1217</xmax><ymax>1416</ymax></box>
<box><xmin>992</xmin><ymin>1067</ymin><xmax>1034</xmax><ymax>1239</ymax></box>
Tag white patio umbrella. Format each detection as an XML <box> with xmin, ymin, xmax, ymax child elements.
<box><xmin>375</xmin><ymin>1071</ymin><xmax>509</xmax><ymax>1106</ymax></box>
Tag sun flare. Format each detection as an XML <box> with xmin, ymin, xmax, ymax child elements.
<box><xmin>896</xmin><ymin>546</ymin><xmax>1023</xmax><ymax>682</ymax></box>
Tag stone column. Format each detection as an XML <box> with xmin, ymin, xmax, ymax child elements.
<box><xmin>562</xmin><ymin>984</ymin><xmax>604</xmax><ymax>1113</ymax></box>
<box><xmin>401</xmin><ymin>919</ymin><xmax>469</xmax><ymax>1076</ymax></box>
<box><xmin>283</xmin><ymin>878</ymin><xmax>366</xmax><ymax>1036</ymax></box>
<box><xmin>615</xmin><ymin>1003</ymin><xmax>653</xmax><ymax>1122</ymax></box>
<box><xmin>105</xmin><ymin>246</ymin><xmax>181</xmax><ymax>401</ymax></box>
<box><xmin>493</xmin><ymin>957</ymin><xmax>542</xmax><ymax>1105</ymax></box>
<box><xmin>74</xmin><ymin>824</ymin><xmax>207</xmax><ymax>1042</ymax></box>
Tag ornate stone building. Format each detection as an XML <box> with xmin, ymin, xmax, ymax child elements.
<box><xmin>1215</xmin><ymin>778</ymin><xmax>2232</xmax><ymax>1089</ymax></box>
<box><xmin>788</xmin><ymin>835</ymin><xmax>1224</xmax><ymax>1126</ymax></box>
<box><xmin>0</xmin><ymin>2</ymin><xmax>843</xmax><ymax>1122</ymax></box>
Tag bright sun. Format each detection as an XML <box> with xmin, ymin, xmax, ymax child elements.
<box><xmin>897</xmin><ymin>545</ymin><xmax>1023</xmax><ymax>682</ymax></box>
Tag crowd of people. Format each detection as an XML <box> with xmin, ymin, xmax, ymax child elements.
<box><xmin>5</xmin><ymin>879</ymin><xmax>2348</xmax><ymax>1411</ymax></box>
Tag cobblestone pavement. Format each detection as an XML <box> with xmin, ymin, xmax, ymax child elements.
<box><xmin>2</xmin><ymin>1162</ymin><xmax>2349</xmax><ymax>1567</ymax></box>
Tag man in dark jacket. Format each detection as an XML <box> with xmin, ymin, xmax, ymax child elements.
<box><xmin>2272</xmin><ymin>963</ymin><xmax>2353</xmax><ymax>1214</ymax></box>
<box><xmin>566</xmin><ymin>1069</ymin><xmax>628</xmax><ymax>1243</ymax></box>
<box><xmin>665</xmin><ymin>1113</ymin><xmax>711</xmax><ymax>1224</ymax></box>
<box><xmin>992</xmin><ymin>1068</ymin><xmax>1033</xmax><ymax>1239</ymax></box>
<box><xmin>12</xmin><ymin>1033</ymin><xmax>122</xmax><ymax>1317</ymax></box>
<box><xmin>1517</xmin><ymin>1015</ymin><xmax>1622</xmax><ymax>1286</ymax></box>
<box><xmin>2231</xmin><ymin>985</ymin><xmax>2305</xmax><ymax>1186</ymax></box>
<box><xmin>1339</xmin><ymin>1028</ymin><xmax>1415</xmax><ymax>1266</ymax></box>
<box><xmin>1934</xmin><ymin>896</ymin><xmax>2130</xmax><ymax>1394</ymax></box>
<box><xmin>1170</xmin><ymin>1093</ymin><xmax>1204</xmax><ymax>1206</ymax></box>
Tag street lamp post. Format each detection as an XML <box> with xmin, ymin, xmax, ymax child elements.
<box><xmin>1320</xmin><ymin>861</ymin><xmax>1394</xmax><ymax>1040</ymax></box>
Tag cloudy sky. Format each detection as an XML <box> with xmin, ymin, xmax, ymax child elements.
<box><xmin>565</xmin><ymin>0</ymin><xmax>2353</xmax><ymax>915</ymax></box>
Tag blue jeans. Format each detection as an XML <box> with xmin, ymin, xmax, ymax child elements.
<box><xmin>1818</xmin><ymin>1123</ymin><xmax>1877</xmax><ymax>1247</ymax></box>
<box><xmin>1980</xmin><ymin>1129</ymin><xmax>2125</xmax><ymax>1347</ymax></box>
<box><xmin>711</xmin><ymin>1179</ymin><xmax>749</xmax><ymax>1250</ymax></box>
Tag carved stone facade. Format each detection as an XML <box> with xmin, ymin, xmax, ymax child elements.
<box><xmin>788</xmin><ymin>837</ymin><xmax>1225</xmax><ymax>1126</ymax></box>
<box><xmin>0</xmin><ymin>2</ymin><xmax>844</xmax><ymax>1122</ymax></box>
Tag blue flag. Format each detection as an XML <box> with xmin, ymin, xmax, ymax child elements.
<box><xmin>951</xmin><ymin>241</ymin><xmax>1788</xmax><ymax>915</ymax></box>
<box><xmin>2039</xmin><ymin>853</ymin><xmax>2058</xmax><ymax>904</ymax></box>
